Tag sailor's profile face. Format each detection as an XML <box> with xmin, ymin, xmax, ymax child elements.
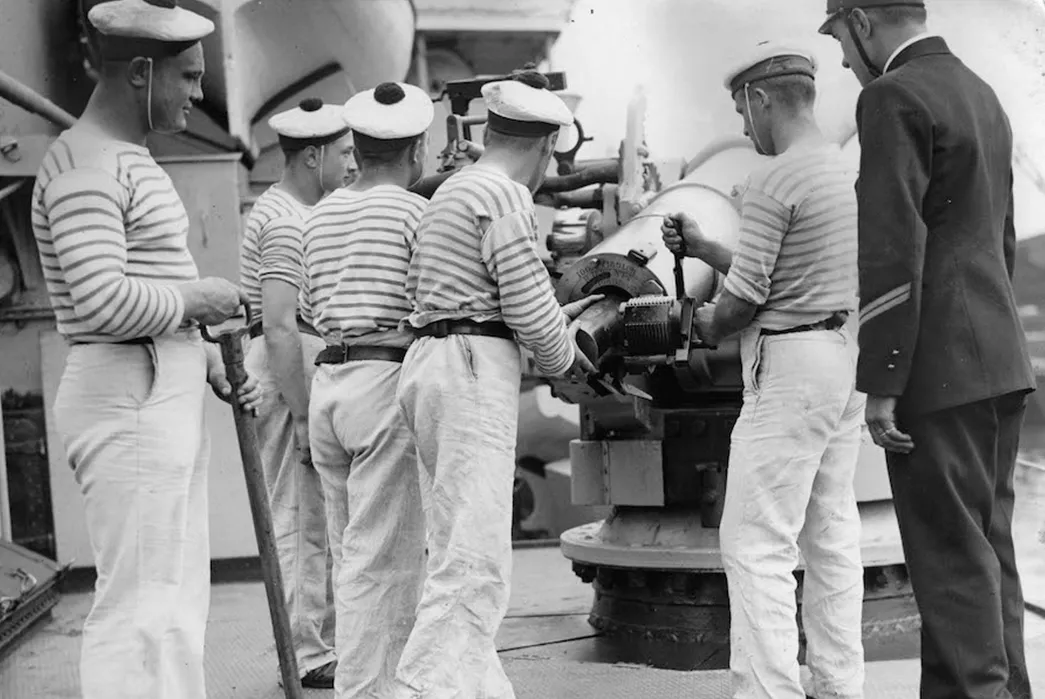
<box><xmin>824</xmin><ymin>15</ymin><xmax>875</xmax><ymax>87</ymax></box>
<box><xmin>529</xmin><ymin>130</ymin><xmax>559</xmax><ymax>193</ymax></box>
<box><xmin>733</xmin><ymin>92</ymin><xmax>766</xmax><ymax>156</ymax></box>
<box><xmin>151</xmin><ymin>43</ymin><xmax>205</xmax><ymax>133</ymax></box>
<box><xmin>409</xmin><ymin>132</ymin><xmax>430</xmax><ymax>186</ymax></box>
<box><xmin>324</xmin><ymin>133</ymin><xmax>355</xmax><ymax>192</ymax></box>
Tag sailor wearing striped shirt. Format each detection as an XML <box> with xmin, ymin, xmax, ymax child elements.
<box><xmin>31</xmin><ymin>2</ymin><xmax>262</xmax><ymax>697</ymax></box>
<box><xmin>392</xmin><ymin>71</ymin><xmax>599</xmax><ymax>699</ymax></box>
<box><xmin>662</xmin><ymin>43</ymin><xmax>865</xmax><ymax>699</ymax></box>
<box><xmin>300</xmin><ymin>81</ymin><xmax>433</xmax><ymax>699</ymax></box>
<box><xmin>239</xmin><ymin>98</ymin><xmax>352</xmax><ymax>690</ymax></box>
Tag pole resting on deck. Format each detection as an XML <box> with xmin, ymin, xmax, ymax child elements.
<box><xmin>202</xmin><ymin>302</ymin><xmax>304</xmax><ymax>699</ymax></box>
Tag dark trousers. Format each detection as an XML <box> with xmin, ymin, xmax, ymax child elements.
<box><xmin>888</xmin><ymin>391</ymin><xmax>1033</xmax><ymax>699</ymax></box>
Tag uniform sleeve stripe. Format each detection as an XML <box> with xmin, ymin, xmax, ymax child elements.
<box><xmin>860</xmin><ymin>283</ymin><xmax>912</xmax><ymax>317</ymax></box>
<box><xmin>859</xmin><ymin>288</ymin><xmax>910</xmax><ymax>326</ymax></box>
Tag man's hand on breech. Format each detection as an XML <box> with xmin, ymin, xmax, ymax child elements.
<box><xmin>662</xmin><ymin>212</ymin><xmax>708</xmax><ymax>258</ymax></box>
<box><xmin>561</xmin><ymin>294</ymin><xmax>604</xmax><ymax>381</ymax></box>
<box><xmin>693</xmin><ymin>303</ymin><xmax>719</xmax><ymax>345</ymax></box>
<box><xmin>566</xmin><ymin>325</ymin><xmax>598</xmax><ymax>380</ymax></box>
<box><xmin>561</xmin><ymin>294</ymin><xmax>605</xmax><ymax>322</ymax></box>
<box><xmin>865</xmin><ymin>395</ymin><xmax>915</xmax><ymax>454</ymax></box>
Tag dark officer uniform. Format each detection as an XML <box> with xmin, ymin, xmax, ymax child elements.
<box><xmin>821</xmin><ymin>2</ymin><xmax>1036</xmax><ymax>697</ymax></box>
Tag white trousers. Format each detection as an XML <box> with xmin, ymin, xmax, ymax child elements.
<box><xmin>310</xmin><ymin>359</ymin><xmax>426</xmax><ymax>699</ymax></box>
<box><xmin>244</xmin><ymin>335</ymin><xmax>336</xmax><ymax>676</ymax></box>
<box><xmin>53</xmin><ymin>333</ymin><xmax>210</xmax><ymax>699</ymax></box>
<box><xmin>721</xmin><ymin>325</ymin><xmax>866</xmax><ymax>699</ymax></box>
<box><xmin>392</xmin><ymin>335</ymin><xmax>520</xmax><ymax>699</ymax></box>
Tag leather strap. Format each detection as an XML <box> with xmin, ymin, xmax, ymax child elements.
<box><xmin>69</xmin><ymin>336</ymin><xmax>153</xmax><ymax>346</ymax></box>
<box><xmin>761</xmin><ymin>311</ymin><xmax>849</xmax><ymax>337</ymax></box>
<box><xmin>249</xmin><ymin>315</ymin><xmax>321</xmax><ymax>340</ymax></box>
<box><xmin>314</xmin><ymin>345</ymin><xmax>408</xmax><ymax>366</ymax></box>
<box><xmin>414</xmin><ymin>319</ymin><xmax>514</xmax><ymax>341</ymax></box>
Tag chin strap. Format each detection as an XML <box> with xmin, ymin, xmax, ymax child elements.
<box><xmin>318</xmin><ymin>144</ymin><xmax>328</xmax><ymax>192</ymax></box>
<box><xmin>743</xmin><ymin>84</ymin><xmax>768</xmax><ymax>155</ymax></box>
<box><xmin>146</xmin><ymin>58</ymin><xmax>155</xmax><ymax>132</ymax></box>
<box><xmin>845</xmin><ymin>12</ymin><xmax>883</xmax><ymax>79</ymax></box>
<box><xmin>145</xmin><ymin>57</ymin><xmax>184</xmax><ymax>135</ymax></box>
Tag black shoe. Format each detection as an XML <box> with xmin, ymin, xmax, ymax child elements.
<box><xmin>302</xmin><ymin>661</ymin><xmax>337</xmax><ymax>689</ymax></box>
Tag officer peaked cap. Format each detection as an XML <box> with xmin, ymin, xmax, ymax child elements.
<box><xmin>819</xmin><ymin>0</ymin><xmax>926</xmax><ymax>34</ymax></box>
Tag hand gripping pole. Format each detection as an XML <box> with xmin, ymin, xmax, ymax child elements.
<box><xmin>202</xmin><ymin>301</ymin><xmax>303</xmax><ymax>699</ymax></box>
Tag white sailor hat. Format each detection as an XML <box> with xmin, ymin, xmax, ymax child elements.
<box><xmin>723</xmin><ymin>41</ymin><xmax>818</xmax><ymax>96</ymax></box>
<box><xmin>268</xmin><ymin>98</ymin><xmax>352</xmax><ymax>151</ymax></box>
<box><xmin>343</xmin><ymin>82</ymin><xmax>434</xmax><ymax>151</ymax></box>
<box><xmin>89</xmin><ymin>0</ymin><xmax>214</xmax><ymax>60</ymax></box>
<box><xmin>481</xmin><ymin>73</ymin><xmax>574</xmax><ymax>138</ymax></box>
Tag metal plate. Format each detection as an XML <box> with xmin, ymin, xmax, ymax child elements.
<box><xmin>555</xmin><ymin>253</ymin><xmax>664</xmax><ymax>304</ymax></box>
<box><xmin>561</xmin><ymin>501</ymin><xmax>906</xmax><ymax>571</ymax></box>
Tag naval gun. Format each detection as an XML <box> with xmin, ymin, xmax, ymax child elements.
<box><xmin>543</xmin><ymin>147</ymin><xmax>916</xmax><ymax>669</ymax></box>
<box><xmin>406</xmin><ymin>66</ymin><xmax>915</xmax><ymax>666</ymax></box>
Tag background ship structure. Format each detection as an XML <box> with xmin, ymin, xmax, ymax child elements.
<box><xmin>0</xmin><ymin>0</ymin><xmax>1044</xmax><ymax>686</ymax></box>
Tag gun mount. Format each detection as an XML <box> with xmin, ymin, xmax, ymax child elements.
<box><xmin>539</xmin><ymin>145</ymin><xmax>915</xmax><ymax>670</ymax></box>
<box><xmin>406</xmin><ymin>65</ymin><xmax>914</xmax><ymax>668</ymax></box>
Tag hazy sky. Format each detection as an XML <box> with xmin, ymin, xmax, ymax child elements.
<box><xmin>551</xmin><ymin>0</ymin><xmax>1045</xmax><ymax>237</ymax></box>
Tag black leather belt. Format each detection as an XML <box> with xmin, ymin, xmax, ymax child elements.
<box><xmin>249</xmin><ymin>315</ymin><xmax>321</xmax><ymax>340</ymax></box>
<box><xmin>70</xmin><ymin>337</ymin><xmax>153</xmax><ymax>346</ymax></box>
<box><xmin>414</xmin><ymin>319</ymin><xmax>514</xmax><ymax>341</ymax></box>
<box><xmin>761</xmin><ymin>311</ymin><xmax>849</xmax><ymax>337</ymax></box>
<box><xmin>314</xmin><ymin>345</ymin><xmax>407</xmax><ymax>366</ymax></box>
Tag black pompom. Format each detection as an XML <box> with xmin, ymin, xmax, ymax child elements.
<box><xmin>299</xmin><ymin>97</ymin><xmax>323</xmax><ymax>113</ymax></box>
<box><xmin>511</xmin><ymin>70</ymin><xmax>549</xmax><ymax>91</ymax></box>
<box><xmin>374</xmin><ymin>82</ymin><xmax>406</xmax><ymax>105</ymax></box>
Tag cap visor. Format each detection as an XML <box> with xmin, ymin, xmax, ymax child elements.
<box><xmin>817</xmin><ymin>13</ymin><xmax>840</xmax><ymax>34</ymax></box>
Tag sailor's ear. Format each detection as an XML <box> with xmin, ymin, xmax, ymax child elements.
<box><xmin>127</xmin><ymin>57</ymin><xmax>152</xmax><ymax>89</ymax></box>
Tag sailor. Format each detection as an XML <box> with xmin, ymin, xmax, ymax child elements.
<box><xmin>391</xmin><ymin>69</ymin><xmax>600</xmax><ymax>699</ymax></box>
<box><xmin>662</xmin><ymin>41</ymin><xmax>865</xmax><ymax>699</ymax></box>
<box><xmin>31</xmin><ymin>1</ymin><xmax>262</xmax><ymax>697</ymax></box>
<box><xmin>819</xmin><ymin>2</ymin><xmax>1036</xmax><ymax>696</ymax></box>
<box><xmin>300</xmin><ymin>81</ymin><xmax>432</xmax><ymax>698</ymax></box>
<box><xmin>239</xmin><ymin>97</ymin><xmax>352</xmax><ymax>689</ymax></box>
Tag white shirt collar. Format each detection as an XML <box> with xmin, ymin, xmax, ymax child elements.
<box><xmin>884</xmin><ymin>32</ymin><xmax>938</xmax><ymax>73</ymax></box>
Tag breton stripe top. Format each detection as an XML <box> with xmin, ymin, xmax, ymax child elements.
<box><xmin>300</xmin><ymin>184</ymin><xmax>426</xmax><ymax>348</ymax></box>
<box><xmin>723</xmin><ymin>142</ymin><xmax>859</xmax><ymax>330</ymax></box>
<box><xmin>239</xmin><ymin>185</ymin><xmax>309</xmax><ymax>324</ymax></box>
<box><xmin>404</xmin><ymin>164</ymin><xmax>574</xmax><ymax>376</ymax></box>
<box><xmin>31</xmin><ymin>130</ymin><xmax>198</xmax><ymax>342</ymax></box>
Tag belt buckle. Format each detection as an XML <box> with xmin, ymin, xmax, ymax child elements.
<box><xmin>431</xmin><ymin>321</ymin><xmax>450</xmax><ymax>339</ymax></box>
<box><xmin>340</xmin><ymin>344</ymin><xmax>351</xmax><ymax>363</ymax></box>
<box><xmin>827</xmin><ymin>311</ymin><xmax>848</xmax><ymax>330</ymax></box>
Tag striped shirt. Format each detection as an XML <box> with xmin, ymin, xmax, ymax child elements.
<box><xmin>405</xmin><ymin>165</ymin><xmax>574</xmax><ymax>376</ymax></box>
<box><xmin>239</xmin><ymin>185</ymin><xmax>309</xmax><ymax>324</ymax></box>
<box><xmin>301</xmin><ymin>185</ymin><xmax>426</xmax><ymax>348</ymax></box>
<box><xmin>724</xmin><ymin>143</ymin><xmax>858</xmax><ymax>330</ymax></box>
<box><xmin>31</xmin><ymin>130</ymin><xmax>198</xmax><ymax>342</ymax></box>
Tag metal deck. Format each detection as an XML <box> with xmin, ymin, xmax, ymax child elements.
<box><xmin>2</xmin><ymin>462</ymin><xmax>1044</xmax><ymax>698</ymax></box>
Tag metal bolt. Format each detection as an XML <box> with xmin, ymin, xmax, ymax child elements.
<box><xmin>0</xmin><ymin>135</ymin><xmax>20</xmax><ymax>162</ymax></box>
